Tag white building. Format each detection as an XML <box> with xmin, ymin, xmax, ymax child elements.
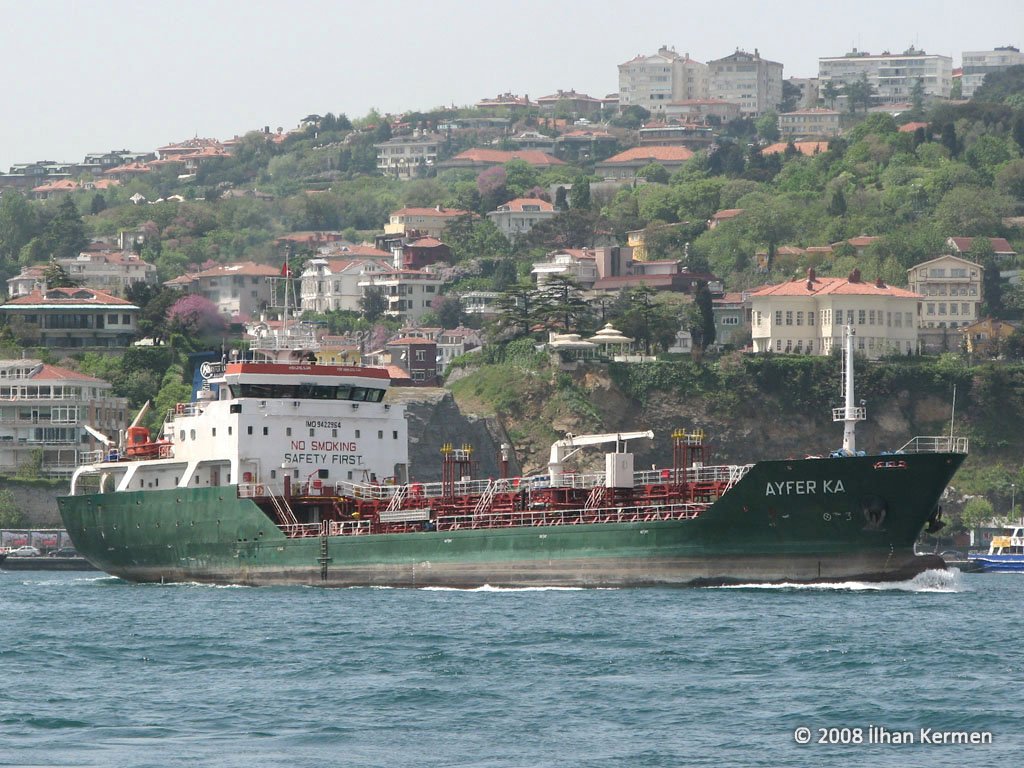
<box><xmin>166</xmin><ymin>261</ymin><xmax>280</xmax><ymax>320</ymax></box>
<box><xmin>961</xmin><ymin>46</ymin><xmax>1024</xmax><ymax>98</ymax></box>
<box><xmin>300</xmin><ymin>258</ymin><xmax>392</xmax><ymax>314</ymax></box>
<box><xmin>0</xmin><ymin>359</ymin><xmax>127</xmax><ymax>477</ymax></box>
<box><xmin>358</xmin><ymin>267</ymin><xmax>446</xmax><ymax>324</ymax></box>
<box><xmin>60</xmin><ymin>251</ymin><xmax>158</xmax><ymax>296</ymax></box>
<box><xmin>708</xmin><ymin>49</ymin><xmax>783</xmax><ymax>116</ymax></box>
<box><xmin>818</xmin><ymin>47</ymin><xmax>952</xmax><ymax>105</ymax></box>
<box><xmin>618</xmin><ymin>47</ymin><xmax>709</xmax><ymax>113</ymax></box>
<box><xmin>907</xmin><ymin>255</ymin><xmax>983</xmax><ymax>329</ymax></box>
<box><xmin>531</xmin><ymin>249</ymin><xmax>598</xmax><ymax>288</ymax></box>
<box><xmin>487</xmin><ymin>197</ymin><xmax>557</xmax><ymax>241</ymax></box>
<box><xmin>375</xmin><ymin>133</ymin><xmax>443</xmax><ymax>179</ymax></box>
<box><xmin>750</xmin><ymin>269</ymin><xmax>920</xmax><ymax>359</ymax></box>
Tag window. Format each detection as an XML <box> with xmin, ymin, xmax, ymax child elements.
<box><xmin>775</xmin><ymin>340</ymin><xmax>782</xmax><ymax>351</ymax></box>
<box><xmin>775</xmin><ymin>311</ymin><xmax>782</xmax><ymax>326</ymax></box>
<box><xmin>950</xmin><ymin>303</ymin><xmax>958</xmax><ymax>315</ymax></box>
<box><xmin>808</xmin><ymin>312</ymin><xmax>814</xmax><ymax>326</ymax></box>
<box><xmin>393</xmin><ymin>430</ymin><xmax>399</xmax><ymax>439</ymax></box>
<box><xmin>785</xmin><ymin>311</ymin><xmax>793</xmax><ymax>325</ymax></box>
<box><xmin>796</xmin><ymin>312</ymin><xmax>803</xmax><ymax>326</ymax></box>
<box><xmin>868</xmin><ymin>310</ymin><xmax>875</xmax><ymax>325</ymax></box>
<box><xmin>858</xmin><ymin>310</ymin><xmax>865</xmax><ymax>325</ymax></box>
<box><xmin>846</xmin><ymin>310</ymin><xmax>855</xmax><ymax>325</ymax></box>
<box><xmin>263</xmin><ymin>427</ymin><xmax>268</xmax><ymax>436</ymax></box>
<box><xmin>286</xmin><ymin>427</ymin><xmax>292</xmax><ymax>436</ymax></box>
<box><xmin>107</xmin><ymin>314</ymin><xmax>119</xmax><ymax>324</ymax></box>
<box><xmin>247</xmin><ymin>426</ymin><xmax>253</xmax><ymax>435</ymax></box>
<box><xmin>377</xmin><ymin>430</ymin><xmax>383</xmax><ymax>439</ymax></box>
<box><xmin>938</xmin><ymin>303</ymin><xmax>946</xmax><ymax>314</ymax></box>
<box><xmin>927</xmin><ymin>303</ymin><xmax>935</xmax><ymax>315</ymax></box>
<box><xmin>122</xmin><ymin>314</ymin><xmax>131</xmax><ymax>324</ymax></box>
<box><xmin>962</xmin><ymin>303</ymin><xmax>970</xmax><ymax>315</ymax></box>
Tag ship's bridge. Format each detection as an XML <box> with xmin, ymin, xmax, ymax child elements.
<box><xmin>212</xmin><ymin>362</ymin><xmax>392</xmax><ymax>403</ymax></box>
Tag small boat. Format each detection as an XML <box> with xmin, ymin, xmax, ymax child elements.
<box><xmin>967</xmin><ymin>524</ymin><xmax>1024</xmax><ymax>572</ymax></box>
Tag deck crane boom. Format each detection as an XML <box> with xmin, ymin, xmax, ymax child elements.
<box><xmin>548</xmin><ymin>431</ymin><xmax>655</xmax><ymax>486</ymax></box>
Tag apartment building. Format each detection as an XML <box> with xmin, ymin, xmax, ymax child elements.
<box><xmin>375</xmin><ymin>133</ymin><xmax>443</xmax><ymax>179</ymax></box>
<box><xmin>818</xmin><ymin>47</ymin><xmax>952</xmax><ymax>105</ymax></box>
<box><xmin>708</xmin><ymin>49</ymin><xmax>783</xmax><ymax>116</ymax></box>
<box><xmin>300</xmin><ymin>258</ymin><xmax>392</xmax><ymax>313</ymax></box>
<box><xmin>0</xmin><ymin>359</ymin><xmax>127</xmax><ymax>477</ymax></box>
<box><xmin>750</xmin><ymin>268</ymin><xmax>920</xmax><ymax>358</ymax></box>
<box><xmin>907</xmin><ymin>255</ymin><xmax>983</xmax><ymax>329</ymax></box>
<box><xmin>778</xmin><ymin>108</ymin><xmax>842</xmax><ymax>139</ymax></box>
<box><xmin>358</xmin><ymin>267</ymin><xmax>446</xmax><ymax>324</ymax></box>
<box><xmin>167</xmin><ymin>261</ymin><xmax>280</xmax><ymax>320</ymax></box>
<box><xmin>384</xmin><ymin>207</ymin><xmax>473</xmax><ymax>239</ymax></box>
<box><xmin>618</xmin><ymin>47</ymin><xmax>709</xmax><ymax>113</ymax></box>
<box><xmin>961</xmin><ymin>46</ymin><xmax>1024</xmax><ymax>98</ymax></box>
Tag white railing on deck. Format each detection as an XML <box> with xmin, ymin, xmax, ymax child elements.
<box><xmin>896</xmin><ymin>435</ymin><xmax>969</xmax><ymax>454</ymax></box>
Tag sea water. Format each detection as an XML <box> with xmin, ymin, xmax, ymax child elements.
<box><xmin>0</xmin><ymin>569</ymin><xmax>1020</xmax><ymax>767</ymax></box>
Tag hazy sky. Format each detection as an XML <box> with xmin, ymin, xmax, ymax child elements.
<box><xmin>2</xmin><ymin>0</ymin><xmax>1021</xmax><ymax>171</ymax></box>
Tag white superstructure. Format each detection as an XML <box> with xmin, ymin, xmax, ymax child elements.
<box><xmin>70</xmin><ymin>361</ymin><xmax>409</xmax><ymax>495</ymax></box>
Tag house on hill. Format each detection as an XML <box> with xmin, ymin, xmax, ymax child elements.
<box><xmin>595</xmin><ymin>146</ymin><xmax>693</xmax><ymax>181</ymax></box>
<box><xmin>487</xmin><ymin>197</ymin><xmax>557</xmax><ymax>241</ymax></box>
<box><xmin>750</xmin><ymin>268</ymin><xmax>920</xmax><ymax>358</ymax></box>
<box><xmin>0</xmin><ymin>288</ymin><xmax>139</xmax><ymax>350</ymax></box>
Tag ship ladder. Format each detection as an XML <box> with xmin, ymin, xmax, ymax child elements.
<box><xmin>385</xmin><ymin>484</ymin><xmax>408</xmax><ymax>513</ymax></box>
<box><xmin>472</xmin><ymin>479</ymin><xmax>502</xmax><ymax>519</ymax></box>
<box><xmin>267</xmin><ymin>487</ymin><xmax>299</xmax><ymax>527</ymax></box>
<box><xmin>318</xmin><ymin>532</ymin><xmax>331</xmax><ymax>581</ymax></box>
<box><xmin>584</xmin><ymin>485</ymin><xmax>605</xmax><ymax>513</ymax></box>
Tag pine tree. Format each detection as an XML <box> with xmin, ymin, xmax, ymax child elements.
<box><xmin>46</xmin><ymin>197</ymin><xmax>88</xmax><ymax>259</ymax></box>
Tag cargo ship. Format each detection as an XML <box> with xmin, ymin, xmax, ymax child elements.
<box><xmin>59</xmin><ymin>327</ymin><xmax>967</xmax><ymax>587</ymax></box>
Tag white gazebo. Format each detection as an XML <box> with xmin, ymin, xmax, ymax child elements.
<box><xmin>547</xmin><ymin>332</ymin><xmax>599</xmax><ymax>360</ymax></box>
<box><xmin>586</xmin><ymin>323</ymin><xmax>634</xmax><ymax>358</ymax></box>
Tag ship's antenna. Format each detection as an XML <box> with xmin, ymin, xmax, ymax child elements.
<box><xmin>833</xmin><ymin>325</ymin><xmax>866</xmax><ymax>454</ymax></box>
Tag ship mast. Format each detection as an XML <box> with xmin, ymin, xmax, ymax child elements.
<box><xmin>832</xmin><ymin>325</ymin><xmax>866</xmax><ymax>454</ymax></box>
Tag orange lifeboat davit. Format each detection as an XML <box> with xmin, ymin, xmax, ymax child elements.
<box><xmin>125</xmin><ymin>425</ymin><xmax>173</xmax><ymax>459</ymax></box>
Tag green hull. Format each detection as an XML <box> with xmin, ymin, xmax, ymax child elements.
<box><xmin>58</xmin><ymin>453</ymin><xmax>963</xmax><ymax>587</ymax></box>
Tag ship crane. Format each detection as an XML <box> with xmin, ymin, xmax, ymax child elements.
<box><xmin>548</xmin><ymin>431</ymin><xmax>655</xmax><ymax>486</ymax></box>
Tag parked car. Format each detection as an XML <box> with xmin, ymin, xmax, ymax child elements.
<box><xmin>47</xmin><ymin>548</ymin><xmax>79</xmax><ymax>558</ymax></box>
<box><xmin>8</xmin><ymin>546</ymin><xmax>41</xmax><ymax>557</ymax></box>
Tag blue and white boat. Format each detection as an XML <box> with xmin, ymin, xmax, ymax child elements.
<box><xmin>968</xmin><ymin>524</ymin><xmax>1024</xmax><ymax>572</ymax></box>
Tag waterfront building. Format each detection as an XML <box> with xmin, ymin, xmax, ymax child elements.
<box><xmin>750</xmin><ymin>269</ymin><xmax>920</xmax><ymax>358</ymax></box>
<box><xmin>0</xmin><ymin>359</ymin><xmax>127</xmax><ymax>478</ymax></box>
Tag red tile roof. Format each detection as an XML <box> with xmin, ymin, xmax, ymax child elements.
<box><xmin>391</xmin><ymin>207</ymin><xmax>473</xmax><ymax>219</ymax></box>
<box><xmin>601</xmin><ymin>146</ymin><xmax>694</xmax><ymax>163</ymax></box>
<box><xmin>948</xmin><ymin>236</ymin><xmax>1015</xmax><ymax>254</ymax></box>
<box><xmin>446</xmin><ymin>149</ymin><xmax>566</xmax><ymax>166</ymax></box>
<box><xmin>711</xmin><ymin>208</ymin><xmax>744</xmax><ymax>221</ymax></box>
<box><xmin>191</xmin><ymin>261</ymin><xmax>281</xmax><ymax>279</ymax></box>
<box><xmin>898</xmin><ymin>121</ymin><xmax>929</xmax><ymax>133</ymax></box>
<box><xmin>496</xmin><ymin>198</ymin><xmax>555</xmax><ymax>212</ymax></box>
<box><xmin>104</xmin><ymin>162</ymin><xmax>151</xmax><ymax>175</ymax></box>
<box><xmin>750</xmin><ymin>273</ymin><xmax>921</xmax><ymax>298</ymax></box>
<box><xmin>406</xmin><ymin>237</ymin><xmax>447</xmax><ymax>248</ymax></box>
<box><xmin>33</xmin><ymin>364</ymin><xmax>107</xmax><ymax>383</ymax></box>
<box><xmin>387</xmin><ymin>337</ymin><xmax>438</xmax><ymax>346</ymax></box>
<box><xmin>2</xmin><ymin>287</ymin><xmax>136</xmax><ymax>307</ymax></box>
<box><xmin>31</xmin><ymin>179</ymin><xmax>79</xmax><ymax>193</ymax></box>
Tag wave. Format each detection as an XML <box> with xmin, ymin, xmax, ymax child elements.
<box><xmin>709</xmin><ymin>568</ymin><xmax>965</xmax><ymax>593</ymax></box>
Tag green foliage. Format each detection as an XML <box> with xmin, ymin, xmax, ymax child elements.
<box><xmin>961</xmin><ymin>496</ymin><xmax>996</xmax><ymax>529</ymax></box>
<box><xmin>0</xmin><ymin>489</ymin><xmax>25</xmax><ymax>527</ymax></box>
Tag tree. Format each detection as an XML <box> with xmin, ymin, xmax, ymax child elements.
<box><xmin>360</xmin><ymin>286</ymin><xmax>387</xmax><ymax>322</ymax></box>
<box><xmin>827</xmin><ymin>187</ymin><xmax>847</xmax><ymax>217</ymax></box>
<box><xmin>691</xmin><ymin>281</ymin><xmax>716</xmax><ymax>350</ymax></box>
<box><xmin>637</xmin><ymin>163</ymin><xmax>670</xmax><ymax>184</ymax></box>
<box><xmin>0</xmin><ymin>489</ymin><xmax>25</xmax><ymax>528</ymax></box>
<box><xmin>0</xmin><ymin>192</ymin><xmax>38</xmax><ymax>276</ymax></box>
<box><xmin>45</xmin><ymin>197</ymin><xmax>88</xmax><ymax>259</ymax></box>
<box><xmin>972</xmin><ymin>64</ymin><xmax>1024</xmax><ymax>104</ymax></box>
<box><xmin>166</xmin><ymin>295</ymin><xmax>226</xmax><ymax>342</ymax></box>
<box><xmin>537</xmin><ymin>274</ymin><xmax>590</xmax><ymax>332</ymax></box>
<box><xmin>842</xmin><ymin>74</ymin><xmax>875</xmax><ymax>113</ymax></box>
<box><xmin>910</xmin><ymin>78</ymin><xmax>925</xmax><ymax>115</ymax></box>
<box><xmin>554</xmin><ymin>186</ymin><xmax>568</xmax><ymax>211</ymax></box>
<box><xmin>90</xmin><ymin>193</ymin><xmax>107</xmax><ymax>215</ymax></box>
<box><xmin>432</xmin><ymin>295</ymin><xmax>463</xmax><ymax>329</ymax></box>
<box><xmin>822</xmin><ymin>80</ymin><xmax>839</xmax><ymax>109</ymax></box>
<box><xmin>961</xmin><ymin>497</ymin><xmax>995</xmax><ymax>530</ymax></box>
<box><xmin>755</xmin><ymin>111</ymin><xmax>780</xmax><ymax>142</ymax></box>
<box><xmin>940</xmin><ymin>122</ymin><xmax>959</xmax><ymax>157</ymax></box>
<box><xmin>42</xmin><ymin>258</ymin><xmax>79</xmax><ymax>288</ymax></box>
<box><xmin>568</xmin><ymin>178</ymin><xmax>591</xmax><ymax>210</ymax></box>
